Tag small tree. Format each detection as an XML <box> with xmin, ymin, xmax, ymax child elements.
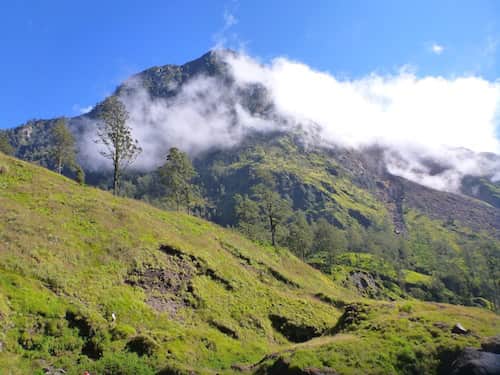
<box><xmin>234</xmin><ymin>193</ymin><xmax>262</xmax><ymax>240</ymax></box>
<box><xmin>252</xmin><ymin>183</ymin><xmax>292</xmax><ymax>247</ymax></box>
<box><xmin>286</xmin><ymin>211</ymin><xmax>313</xmax><ymax>259</ymax></box>
<box><xmin>50</xmin><ymin>118</ymin><xmax>76</xmax><ymax>174</ymax></box>
<box><xmin>0</xmin><ymin>131</ymin><xmax>13</xmax><ymax>155</ymax></box>
<box><xmin>313</xmin><ymin>218</ymin><xmax>347</xmax><ymax>266</ymax></box>
<box><xmin>75</xmin><ymin>165</ymin><xmax>85</xmax><ymax>185</ymax></box>
<box><xmin>158</xmin><ymin>147</ymin><xmax>198</xmax><ymax>212</ymax></box>
<box><xmin>481</xmin><ymin>240</ymin><xmax>500</xmax><ymax>311</ymax></box>
<box><xmin>96</xmin><ymin>96</ymin><xmax>141</xmax><ymax>195</ymax></box>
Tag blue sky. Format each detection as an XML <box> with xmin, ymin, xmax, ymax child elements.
<box><xmin>0</xmin><ymin>0</ymin><xmax>499</xmax><ymax>128</ymax></box>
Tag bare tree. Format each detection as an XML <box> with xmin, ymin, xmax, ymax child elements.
<box><xmin>96</xmin><ymin>96</ymin><xmax>141</xmax><ymax>195</ymax></box>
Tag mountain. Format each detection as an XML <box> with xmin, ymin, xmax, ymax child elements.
<box><xmin>0</xmin><ymin>152</ymin><xmax>499</xmax><ymax>374</ymax></box>
<box><xmin>2</xmin><ymin>50</ymin><xmax>499</xmax><ymax>309</ymax></box>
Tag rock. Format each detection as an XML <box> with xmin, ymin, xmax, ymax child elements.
<box><xmin>346</xmin><ymin>271</ymin><xmax>383</xmax><ymax>298</ymax></box>
<box><xmin>265</xmin><ymin>357</ymin><xmax>338</xmax><ymax>375</ymax></box>
<box><xmin>452</xmin><ymin>323</ymin><xmax>469</xmax><ymax>335</ymax></box>
<box><xmin>330</xmin><ymin>303</ymin><xmax>369</xmax><ymax>334</ymax></box>
<box><xmin>482</xmin><ymin>336</ymin><xmax>500</xmax><ymax>354</ymax></box>
<box><xmin>43</xmin><ymin>366</ymin><xmax>66</xmax><ymax>375</ymax></box>
<box><xmin>450</xmin><ymin>347</ymin><xmax>500</xmax><ymax>375</ymax></box>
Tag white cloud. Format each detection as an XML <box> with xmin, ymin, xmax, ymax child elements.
<box><xmin>77</xmin><ymin>50</ymin><xmax>500</xmax><ymax>193</ymax></box>
<box><xmin>431</xmin><ymin>43</ymin><xmax>444</xmax><ymax>55</ymax></box>
<box><xmin>72</xmin><ymin>104</ymin><xmax>93</xmax><ymax>114</ymax></box>
<box><xmin>223</xmin><ymin>10</ymin><xmax>237</xmax><ymax>28</ymax></box>
<box><xmin>224</xmin><ymin>52</ymin><xmax>499</xmax><ymax>152</ymax></box>
<box><xmin>212</xmin><ymin>4</ymin><xmax>240</xmax><ymax>49</ymax></box>
<box><xmin>223</xmin><ymin>51</ymin><xmax>500</xmax><ymax>191</ymax></box>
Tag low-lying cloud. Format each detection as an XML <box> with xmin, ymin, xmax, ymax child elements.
<box><xmin>77</xmin><ymin>50</ymin><xmax>500</xmax><ymax>193</ymax></box>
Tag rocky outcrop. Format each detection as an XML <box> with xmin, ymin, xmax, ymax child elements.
<box><xmin>346</xmin><ymin>271</ymin><xmax>384</xmax><ymax>298</ymax></box>
<box><xmin>329</xmin><ymin>303</ymin><xmax>369</xmax><ymax>334</ymax></box>
<box><xmin>443</xmin><ymin>336</ymin><xmax>500</xmax><ymax>375</ymax></box>
<box><xmin>452</xmin><ymin>323</ymin><xmax>469</xmax><ymax>335</ymax></box>
<box><xmin>482</xmin><ymin>336</ymin><xmax>500</xmax><ymax>355</ymax></box>
<box><xmin>449</xmin><ymin>348</ymin><xmax>500</xmax><ymax>375</ymax></box>
<box><xmin>264</xmin><ymin>357</ymin><xmax>338</xmax><ymax>375</ymax></box>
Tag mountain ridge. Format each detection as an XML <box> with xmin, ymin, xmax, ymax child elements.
<box><xmin>2</xmin><ymin>50</ymin><xmax>499</xmax><ymax>310</ymax></box>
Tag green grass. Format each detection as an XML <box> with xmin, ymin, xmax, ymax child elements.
<box><xmin>403</xmin><ymin>270</ymin><xmax>432</xmax><ymax>286</ymax></box>
<box><xmin>0</xmin><ymin>153</ymin><xmax>498</xmax><ymax>374</ymax></box>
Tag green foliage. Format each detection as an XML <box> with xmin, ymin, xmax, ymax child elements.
<box><xmin>233</xmin><ymin>169</ymin><xmax>293</xmax><ymax>246</ymax></box>
<box><xmin>233</xmin><ymin>193</ymin><xmax>263</xmax><ymax>240</ymax></box>
<box><xmin>158</xmin><ymin>147</ymin><xmax>200</xmax><ymax>212</ymax></box>
<box><xmin>84</xmin><ymin>352</ymin><xmax>155</xmax><ymax>375</ymax></box>
<box><xmin>286</xmin><ymin>211</ymin><xmax>313</xmax><ymax>259</ymax></box>
<box><xmin>96</xmin><ymin>96</ymin><xmax>142</xmax><ymax>195</ymax></box>
<box><xmin>0</xmin><ymin>131</ymin><xmax>13</xmax><ymax>155</ymax></box>
<box><xmin>50</xmin><ymin>118</ymin><xmax>75</xmax><ymax>174</ymax></box>
<box><xmin>251</xmin><ymin>182</ymin><xmax>293</xmax><ymax>246</ymax></box>
<box><xmin>75</xmin><ymin>164</ymin><xmax>85</xmax><ymax>185</ymax></box>
<box><xmin>313</xmin><ymin>218</ymin><xmax>347</xmax><ymax>265</ymax></box>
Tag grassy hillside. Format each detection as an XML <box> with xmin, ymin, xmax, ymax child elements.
<box><xmin>0</xmin><ymin>153</ymin><xmax>499</xmax><ymax>374</ymax></box>
<box><xmin>4</xmin><ymin>50</ymin><xmax>499</xmax><ymax>310</ymax></box>
<box><xmin>193</xmin><ymin>134</ymin><xmax>500</xmax><ymax>307</ymax></box>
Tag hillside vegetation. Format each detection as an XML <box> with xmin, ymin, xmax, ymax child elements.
<box><xmin>0</xmin><ymin>153</ymin><xmax>499</xmax><ymax>374</ymax></box>
<box><xmin>3</xmin><ymin>51</ymin><xmax>499</xmax><ymax>310</ymax></box>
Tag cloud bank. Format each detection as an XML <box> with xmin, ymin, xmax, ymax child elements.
<box><xmin>78</xmin><ymin>50</ymin><xmax>500</xmax><ymax>193</ymax></box>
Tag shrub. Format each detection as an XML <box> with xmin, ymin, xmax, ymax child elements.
<box><xmin>86</xmin><ymin>352</ymin><xmax>155</xmax><ymax>375</ymax></box>
<box><xmin>399</xmin><ymin>303</ymin><xmax>413</xmax><ymax>314</ymax></box>
<box><xmin>111</xmin><ymin>323</ymin><xmax>136</xmax><ymax>340</ymax></box>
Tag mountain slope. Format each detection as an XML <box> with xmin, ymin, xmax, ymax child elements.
<box><xmin>2</xmin><ymin>50</ymin><xmax>499</xmax><ymax>309</ymax></box>
<box><xmin>0</xmin><ymin>153</ymin><xmax>499</xmax><ymax>374</ymax></box>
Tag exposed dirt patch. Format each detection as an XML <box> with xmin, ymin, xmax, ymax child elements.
<box><xmin>126</xmin><ymin>249</ymin><xmax>196</xmax><ymax>315</ymax></box>
<box><xmin>146</xmin><ymin>296</ymin><xmax>185</xmax><ymax>316</ymax></box>
<box><xmin>126</xmin><ymin>244</ymin><xmax>234</xmax><ymax>314</ymax></box>
<box><xmin>126</xmin><ymin>266</ymin><xmax>194</xmax><ymax>295</ymax></box>
<box><xmin>160</xmin><ymin>244</ymin><xmax>234</xmax><ymax>290</ymax></box>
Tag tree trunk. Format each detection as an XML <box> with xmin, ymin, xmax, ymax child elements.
<box><xmin>57</xmin><ymin>156</ymin><xmax>63</xmax><ymax>174</ymax></box>
<box><xmin>113</xmin><ymin>159</ymin><xmax>119</xmax><ymax>195</ymax></box>
<box><xmin>269</xmin><ymin>215</ymin><xmax>276</xmax><ymax>246</ymax></box>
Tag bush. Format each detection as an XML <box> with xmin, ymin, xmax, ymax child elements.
<box><xmin>85</xmin><ymin>352</ymin><xmax>155</xmax><ymax>375</ymax></box>
<box><xmin>111</xmin><ymin>323</ymin><xmax>136</xmax><ymax>340</ymax></box>
<box><xmin>399</xmin><ymin>303</ymin><xmax>413</xmax><ymax>314</ymax></box>
<box><xmin>75</xmin><ymin>165</ymin><xmax>85</xmax><ymax>185</ymax></box>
